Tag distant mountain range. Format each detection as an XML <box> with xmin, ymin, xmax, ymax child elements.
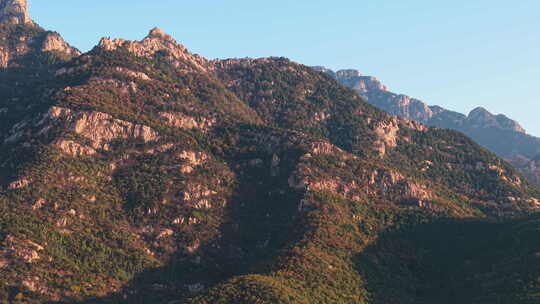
<box><xmin>315</xmin><ymin>67</ymin><xmax>540</xmax><ymax>186</ymax></box>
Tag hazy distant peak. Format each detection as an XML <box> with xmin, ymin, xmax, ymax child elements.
<box><xmin>467</xmin><ymin>106</ymin><xmax>526</xmax><ymax>133</ymax></box>
<box><xmin>336</xmin><ymin>69</ymin><xmax>362</xmax><ymax>78</ymax></box>
<box><xmin>468</xmin><ymin>106</ymin><xmax>490</xmax><ymax>118</ymax></box>
<box><xmin>315</xmin><ymin>67</ymin><xmax>388</xmax><ymax>93</ymax></box>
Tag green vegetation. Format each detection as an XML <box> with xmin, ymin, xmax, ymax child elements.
<box><xmin>0</xmin><ymin>23</ymin><xmax>538</xmax><ymax>303</ymax></box>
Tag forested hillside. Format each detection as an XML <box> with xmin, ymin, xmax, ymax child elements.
<box><xmin>0</xmin><ymin>1</ymin><xmax>539</xmax><ymax>303</ymax></box>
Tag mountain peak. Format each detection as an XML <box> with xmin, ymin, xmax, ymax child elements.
<box><xmin>147</xmin><ymin>27</ymin><xmax>170</xmax><ymax>39</ymax></box>
<box><xmin>0</xmin><ymin>0</ymin><xmax>31</xmax><ymax>24</ymax></box>
<box><xmin>468</xmin><ymin>106</ymin><xmax>490</xmax><ymax>117</ymax></box>
<box><xmin>331</xmin><ymin>68</ymin><xmax>388</xmax><ymax>93</ymax></box>
<box><xmin>96</xmin><ymin>28</ymin><xmax>210</xmax><ymax>73</ymax></box>
<box><xmin>336</xmin><ymin>69</ymin><xmax>362</xmax><ymax>78</ymax></box>
<box><xmin>146</xmin><ymin>27</ymin><xmax>177</xmax><ymax>44</ymax></box>
<box><xmin>467</xmin><ymin>107</ymin><xmax>526</xmax><ymax>133</ymax></box>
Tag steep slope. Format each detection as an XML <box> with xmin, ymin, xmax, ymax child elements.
<box><xmin>0</xmin><ymin>0</ymin><xmax>79</xmax><ymax>68</ymax></box>
<box><xmin>316</xmin><ymin>67</ymin><xmax>540</xmax><ymax>186</ymax></box>
<box><xmin>0</xmin><ymin>3</ymin><xmax>539</xmax><ymax>303</ymax></box>
<box><xmin>0</xmin><ymin>0</ymin><xmax>80</xmax><ymax>158</ymax></box>
<box><xmin>217</xmin><ymin>59</ymin><xmax>538</xmax><ymax>214</ymax></box>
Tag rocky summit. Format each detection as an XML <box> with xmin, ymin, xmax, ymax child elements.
<box><xmin>317</xmin><ymin>67</ymin><xmax>540</xmax><ymax>186</ymax></box>
<box><xmin>0</xmin><ymin>2</ymin><xmax>539</xmax><ymax>304</ymax></box>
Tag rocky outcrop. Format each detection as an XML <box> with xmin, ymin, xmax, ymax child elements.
<box><xmin>0</xmin><ymin>36</ymin><xmax>31</xmax><ymax>68</ymax></box>
<box><xmin>334</xmin><ymin>69</ymin><xmax>388</xmax><ymax>93</ymax></box>
<box><xmin>55</xmin><ymin>140</ymin><xmax>97</xmax><ymax>157</ymax></box>
<box><xmin>177</xmin><ymin>150</ymin><xmax>210</xmax><ymax>173</ymax></box>
<box><xmin>308</xmin><ymin>141</ymin><xmax>351</xmax><ymax>157</ymax></box>
<box><xmin>373</xmin><ymin>118</ymin><xmax>400</xmax><ymax>157</ymax></box>
<box><xmin>41</xmin><ymin>32</ymin><xmax>81</xmax><ymax>57</ymax></box>
<box><xmin>46</xmin><ymin>107</ymin><xmax>160</xmax><ymax>150</ymax></box>
<box><xmin>8</xmin><ymin>178</ymin><xmax>29</xmax><ymax>189</ymax></box>
<box><xmin>368</xmin><ymin>169</ymin><xmax>432</xmax><ymax>204</ymax></box>
<box><xmin>0</xmin><ymin>0</ymin><xmax>31</xmax><ymax>24</ymax></box>
<box><xmin>290</xmin><ymin>161</ymin><xmax>433</xmax><ymax>208</ymax></box>
<box><xmin>5</xmin><ymin>106</ymin><xmax>160</xmax><ymax>154</ymax></box>
<box><xmin>114</xmin><ymin>67</ymin><xmax>151</xmax><ymax>81</ymax></box>
<box><xmin>0</xmin><ymin>45</ymin><xmax>9</xmax><ymax>68</ymax></box>
<box><xmin>159</xmin><ymin>112</ymin><xmax>215</xmax><ymax>130</ymax></box>
<box><xmin>0</xmin><ymin>2</ymin><xmax>79</xmax><ymax>69</ymax></box>
<box><xmin>314</xmin><ymin>67</ymin><xmax>388</xmax><ymax>93</ymax></box>
<box><xmin>97</xmin><ymin>27</ymin><xmax>210</xmax><ymax>73</ymax></box>
<box><xmin>318</xmin><ymin>67</ymin><xmax>532</xmax><ymax>138</ymax></box>
<box><xmin>289</xmin><ymin>141</ymin><xmax>433</xmax><ymax>207</ymax></box>
<box><xmin>1</xmin><ymin>235</ymin><xmax>44</xmax><ymax>264</ymax></box>
<box><xmin>181</xmin><ymin>184</ymin><xmax>217</xmax><ymax>210</ymax></box>
<box><xmin>316</xmin><ymin>67</ymin><xmax>540</xmax><ymax>186</ymax></box>
<box><xmin>467</xmin><ymin>107</ymin><xmax>526</xmax><ymax>133</ymax></box>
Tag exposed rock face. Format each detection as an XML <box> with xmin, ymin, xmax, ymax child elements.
<box><xmin>334</xmin><ymin>69</ymin><xmax>388</xmax><ymax>93</ymax></box>
<box><xmin>0</xmin><ymin>33</ymin><xmax>32</xmax><ymax>68</ymax></box>
<box><xmin>308</xmin><ymin>141</ymin><xmax>350</xmax><ymax>157</ymax></box>
<box><xmin>159</xmin><ymin>112</ymin><xmax>215</xmax><ymax>130</ymax></box>
<box><xmin>373</xmin><ymin>118</ymin><xmax>400</xmax><ymax>157</ymax></box>
<box><xmin>0</xmin><ymin>2</ymin><xmax>79</xmax><ymax>69</ymax></box>
<box><xmin>22</xmin><ymin>276</ymin><xmax>47</xmax><ymax>294</ymax></box>
<box><xmin>0</xmin><ymin>45</ymin><xmax>9</xmax><ymax>67</ymax></box>
<box><xmin>5</xmin><ymin>106</ymin><xmax>160</xmax><ymax>153</ymax></box>
<box><xmin>319</xmin><ymin>67</ymin><xmax>532</xmax><ymax>137</ymax></box>
<box><xmin>55</xmin><ymin>140</ymin><xmax>97</xmax><ymax>157</ymax></box>
<box><xmin>81</xmin><ymin>117</ymin><xmax>156</xmax><ymax>149</ymax></box>
<box><xmin>317</xmin><ymin>67</ymin><xmax>540</xmax><ymax>185</ymax></box>
<box><xmin>0</xmin><ymin>0</ymin><xmax>31</xmax><ymax>24</ymax></box>
<box><xmin>289</xmin><ymin>143</ymin><xmax>433</xmax><ymax>207</ymax></box>
<box><xmin>367</xmin><ymin>169</ymin><xmax>433</xmax><ymax>206</ymax></box>
<box><xmin>2</xmin><ymin>235</ymin><xmax>44</xmax><ymax>264</ymax></box>
<box><xmin>114</xmin><ymin>67</ymin><xmax>151</xmax><ymax>81</ymax></box>
<box><xmin>41</xmin><ymin>32</ymin><xmax>81</xmax><ymax>57</ymax></box>
<box><xmin>467</xmin><ymin>107</ymin><xmax>526</xmax><ymax>133</ymax></box>
<box><xmin>47</xmin><ymin>107</ymin><xmax>159</xmax><ymax>150</ymax></box>
<box><xmin>177</xmin><ymin>151</ymin><xmax>210</xmax><ymax>173</ymax></box>
<box><xmin>97</xmin><ymin>27</ymin><xmax>210</xmax><ymax>73</ymax></box>
<box><xmin>8</xmin><ymin>178</ymin><xmax>29</xmax><ymax>189</ymax></box>
<box><xmin>182</xmin><ymin>183</ymin><xmax>217</xmax><ymax>210</ymax></box>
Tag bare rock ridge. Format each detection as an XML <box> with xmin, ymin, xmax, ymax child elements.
<box><xmin>315</xmin><ymin>67</ymin><xmax>388</xmax><ymax>94</ymax></box>
<box><xmin>316</xmin><ymin>67</ymin><xmax>540</xmax><ymax>166</ymax></box>
<box><xmin>317</xmin><ymin>67</ymin><xmax>529</xmax><ymax>136</ymax></box>
<box><xmin>0</xmin><ymin>0</ymin><xmax>31</xmax><ymax>24</ymax></box>
<box><xmin>97</xmin><ymin>27</ymin><xmax>210</xmax><ymax>72</ymax></box>
<box><xmin>467</xmin><ymin>106</ymin><xmax>526</xmax><ymax>133</ymax></box>
<box><xmin>41</xmin><ymin>32</ymin><xmax>81</xmax><ymax>57</ymax></box>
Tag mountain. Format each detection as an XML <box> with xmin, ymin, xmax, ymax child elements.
<box><xmin>0</xmin><ymin>0</ymin><xmax>78</xmax><ymax>68</ymax></box>
<box><xmin>0</xmin><ymin>2</ymin><xmax>539</xmax><ymax>303</ymax></box>
<box><xmin>316</xmin><ymin>67</ymin><xmax>540</xmax><ymax>186</ymax></box>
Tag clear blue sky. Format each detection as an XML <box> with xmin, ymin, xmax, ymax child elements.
<box><xmin>29</xmin><ymin>0</ymin><xmax>540</xmax><ymax>136</ymax></box>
